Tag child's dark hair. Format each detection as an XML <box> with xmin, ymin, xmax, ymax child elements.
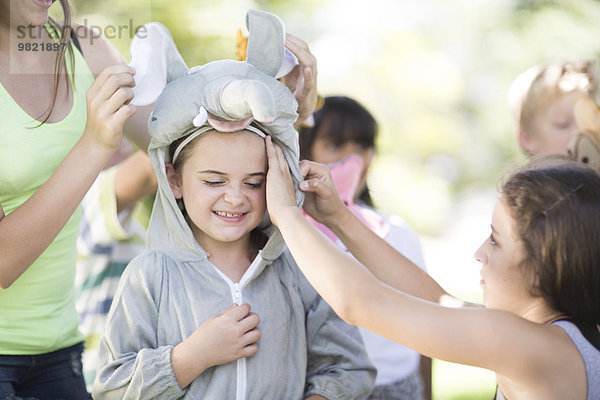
<box><xmin>299</xmin><ymin>96</ymin><xmax>378</xmax><ymax>206</ymax></box>
<box><xmin>502</xmin><ymin>159</ymin><xmax>600</xmax><ymax>325</ymax></box>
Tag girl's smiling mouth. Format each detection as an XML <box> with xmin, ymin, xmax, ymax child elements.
<box><xmin>214</xmin><ymin>211</ymin><xmax>247</xmax><ymax>219</ymax></box>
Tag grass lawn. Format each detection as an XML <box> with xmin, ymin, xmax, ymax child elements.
<box><xmin>432</xmin><ymin>359</ymin><xmax>496</xmax><ymax>400</ymax></box>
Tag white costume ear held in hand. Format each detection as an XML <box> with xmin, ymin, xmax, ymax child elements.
<box><xmin>129</xmin><ymin>22</ymin><xmax>188</xmax><ymax>106</ymax></box>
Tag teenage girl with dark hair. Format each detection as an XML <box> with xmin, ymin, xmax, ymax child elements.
<box><xmin>266</xmin><ymin>139</ymin><xmax>600</xmax><ymax>400</ymax></box>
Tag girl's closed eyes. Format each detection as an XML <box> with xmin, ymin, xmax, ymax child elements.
<box><xmin>200</xmin><ymin>178</ymin><xmax>264</xmax><ymax>188</ymax></box>
<box><xmin>245</xmin><ymin>181</ymin><xmax>264</xmax><ymax>189</ymax></box>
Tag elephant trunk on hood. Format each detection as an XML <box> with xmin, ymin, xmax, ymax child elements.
<box><xmin>220</xmin><ymin>80</ymin><xmax>276</xmax><ymax>123</ymax></box>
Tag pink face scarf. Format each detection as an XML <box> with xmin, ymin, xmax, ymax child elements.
<box><xmin>303</xmin><ymin>154</ymin><xmax>389</xmax><ymax>243</ymax></box>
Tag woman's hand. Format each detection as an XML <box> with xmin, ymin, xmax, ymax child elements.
<box><xmin>283</xmin><ymin>34</ymin><xmax>318</xmax><ymax>126</ymax></box>
<box><xmin>298</xmin><ymin>160</ymin><xmax>347</xmax><ymax>227</ymax></box>
<box><xmin>83</xmin><ymin>64</ymin><xmax>137</xmax><ymax>154</ymax></box>
<box><xmin>265</xmin><ymin>136</ymin><xmax>301</xmax><ymax>227</ymax></box>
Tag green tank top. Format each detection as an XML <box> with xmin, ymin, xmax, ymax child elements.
<box><xmin>0</xmin><ymin>24</ymin><xmax>95</xmax><ymax>354</ymax></box>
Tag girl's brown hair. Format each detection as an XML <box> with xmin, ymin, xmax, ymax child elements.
<box><xmin>502</xmin><ymin>158</ymin><xmax>600</xmax><ymax>325</ymax></box>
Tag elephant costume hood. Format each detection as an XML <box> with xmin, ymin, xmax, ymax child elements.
<box><xmin>129</xmin><ymin>10</ymin><xmax>304</xmax><ymax>263</ymax></box>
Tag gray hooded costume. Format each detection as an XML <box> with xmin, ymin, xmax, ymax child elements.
<box><xmin>93</xmin><ymin>10</ymin><xmax>375</xmax><ymax>400</ymax></box>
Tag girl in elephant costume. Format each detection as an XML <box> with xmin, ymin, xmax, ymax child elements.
<box><xmin>93</xmin><ymin>10</ymin><xmax>375</xmax><ymax>400</ymax></box>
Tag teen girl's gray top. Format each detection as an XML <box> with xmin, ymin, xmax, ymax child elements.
<box><xmin>92</xmin><ymin>11</ymin><xmax>375</xmax><ymax>400</ymax></box>
<box><xmin>495</xmin><ymin>320</ymin><xmax>600</xmax><ymax>400</ymax></box>
<box><xmin>553</xmin><ymin>320</ymin><xmax>600</xmax><ymax>400</ymax></box>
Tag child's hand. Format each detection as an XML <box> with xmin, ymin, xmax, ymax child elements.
<box><xmin>194</xmin><ymin>303</ymin><xmax>260</xmax><ymax>367</ymax></box>
<box><xmin>83</xmin><ymin>64</ymin><xmax>137</xmax><ymax>154</ymax></box>
<box><xmin>171</xmin><ymin>303</ymin><xmax>260</xmax><ymax>389</ymax></box>
<box><xmin>299</xmin><ymin>160</ymin><xmax>347</xmax><ymax>226</ymax></box>
<box><xmin>265</xmin><ymin>136</ymin><xmax>300</xmax><ymax>227</ymax></box>
<box><xmin>283</xmin><ymin>34</ymin><xmax>318</xmax><ymax>126</ymax></box>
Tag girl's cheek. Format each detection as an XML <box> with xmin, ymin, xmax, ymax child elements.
<box><xmin>254</xmin><ymin>191</ymin><xmax>267</xmax><ymax>205</ymax></box>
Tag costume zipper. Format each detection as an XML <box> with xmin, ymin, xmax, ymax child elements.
<box><xmin>211</xmin><ymin>254</ymin><xmax>263</xmax><ymax>400</ymax></box>
<box><xmin>233</xmin><ymin>282</ymin><xmax>242</xmax><ymax>305</ymax></box>
<box><xmin>233</xmin><ymin>282</ymin><xmax>246</xmax><ymax>400</ymax></box>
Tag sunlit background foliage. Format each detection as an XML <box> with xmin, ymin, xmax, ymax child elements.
<box><xmin>68</xmin><ymin>0</ymin><xmax>600</xmax><ymax>235</ymax></box>
<box><xmin>66</xmin><ymin>1</ymin><xmax>600</xmax><ymax>398</ymax></box>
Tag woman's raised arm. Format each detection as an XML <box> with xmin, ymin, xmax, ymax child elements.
<box><xmin>0</xmin><ymin>64</ymin><xmax>136</xmax><ymax>288</ymax></box>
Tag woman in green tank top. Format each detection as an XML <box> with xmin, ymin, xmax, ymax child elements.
<box><xmin>0</xmin><ymin>0</ymin><xmax>150</xmax><ymax>397</ymax></box>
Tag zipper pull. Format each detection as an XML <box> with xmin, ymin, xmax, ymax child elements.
<box><xmin>233</xmin><ymin>283</ymin><xmax>242</xmax><ymax>305</ymax></box>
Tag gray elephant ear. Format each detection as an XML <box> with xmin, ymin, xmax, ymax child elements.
<box><xmin>246</xmin><ymin>9</ymin><xmax>296</xmax><ymax>78</ymax></box>
<box><xmin>129</xmin><ymin>22</ymin><xmax>188</xmax><ymax>106</ymax></box>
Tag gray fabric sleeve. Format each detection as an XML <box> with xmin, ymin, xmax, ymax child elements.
<box><xmin>92</xmin><ymin>255</ymin><xmax>186</xmax><ymax>400</ymax></box>
<box><xmin>295</xmin><ymin>269</ymin><xmax>376</xmax><ymax>399</ymax></box>
<box><xmin>303</xmin><ymin>293</ymin><xmax>376</xmax><ymax>399</ymax></box>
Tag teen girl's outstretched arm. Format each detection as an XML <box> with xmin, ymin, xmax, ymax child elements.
<box><xmin>299</xmin><ymin>156</ymin><xmax>451</xmax><ymax>305</ymax></box>
<box><xmin>0</xmin><ymin>64</ymin><xmax>136</xmax><ymax>289</ymax></box>
<box><xmin>264</xmin><ymin>137</ymin><xmax>575</xmax><ymax>387</ymax></box>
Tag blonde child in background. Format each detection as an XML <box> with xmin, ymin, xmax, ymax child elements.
<box><xmin>508</xmin><ymin>59</ymin><xmax>598</xmax><ymax>156</ymax></box>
